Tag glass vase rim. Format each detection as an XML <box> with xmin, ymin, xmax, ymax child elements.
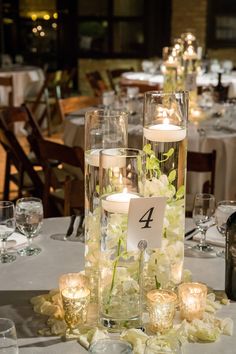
<box><xmin>217</xmin><ymin>200</ymin><xmax>236</xmax><ymax>206</ymax></box>
<box><xmin>146</xmin><ymin>289</ymin><xmax>178</xmax><ymax>304</ymax></box>
<box><xmin>144</xmin><ymin>90</ymin><xmax>189</xmax><ymax>98</ymax></box>
<box><xmin>178</xmin><ymin>281</ymin><xmax>207</xmax><ymax>292</ymax></box>
<box><xmin>85</xmin><ymin>108</ymin><xmax>129</xmax><ymax>119</ymax></box>
<box><xmin>100</xmin><ymin>147</ymin><xmax>145</xmax><ymax>158</ymax></box>
<box><xmin>145</xmin><ymin>335</ymin><xmax>182</xmax><ymax>353</ymax></box>
<box><xmin>0</xmin><ymin>317</ymin><xmax>16</xmax><ymax>334</ymax></box>
<box><xmin>16</xmin><ymin>197</ymin><xmax>42</xmax><ymax>204</ymax></box>
<box><xmin>194</xmin><ymin>193</ymin><xmax>215</xmax><ymax>200</ymax></box>
<box><xmin>89</xmin><ymin>338</ymin><xmax>133</xmax><ymax>352</ymax></box>
<box><xmin>0</xmin><ymin>201</ymin><xmax>14</xmax><ymax>208</ymax></box>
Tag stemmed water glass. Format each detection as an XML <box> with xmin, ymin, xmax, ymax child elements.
<box><xmin>0</xmin><ymin>201</ymin><xmax>16</xmax><ymax>263</ymax></box>
<box><xmin>191</xmin><ymin>193</ymin><xmax>216</xmax><ymax>255</ymax></box>
<box><xmin>15</xmin><ymin>197</ymin><xmax>43</xmax><ymax>256</ymax></box>
<box><xmin>215</xmin><ymin>200</ymin><xmax>236</xmax><ymax>257</ymax></box>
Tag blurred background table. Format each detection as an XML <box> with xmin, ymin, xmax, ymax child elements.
<box><xmin>0</xmin><ymin>65</ymin><xmax>44</xmax><ymax>106</ymax></box>
<box><xmin>121</xmin><ymin>71</ymin><xmax>236</xmax><ymax>99</ymax></box>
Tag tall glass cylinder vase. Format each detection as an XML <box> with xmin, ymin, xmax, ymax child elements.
<box><xmin>99</xmin><ymin>148</ymin><xmax>145</xmax><ymax>331</ymax></box>
<box><xmin>85</xmin><ymin>110</ymin><xmax>128</xmax><ymax>301</ymax></box>
<box><xmin>142</xmin><ymin>91</ymin><xmax>188</xmax><ymax>291</ymax></box>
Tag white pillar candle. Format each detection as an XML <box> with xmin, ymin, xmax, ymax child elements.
<box><xmin>143</xmin><ymin>124</ymin><xmax>186</xmax><ymax>142</ymax></box>
<box><xmin>102</xmin><ymin>189</ymin><xmax>140</xmax><ymax>214</ymax></box>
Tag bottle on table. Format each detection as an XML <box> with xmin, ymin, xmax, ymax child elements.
<box><xmin>225</xmin><ymin>211</ymin><xmax>236</xmax><ymax>300</ymax></box>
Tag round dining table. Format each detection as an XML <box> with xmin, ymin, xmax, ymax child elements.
<box><xmin>0</xmin><ymin>65</ymin><xmax>44</xmax><ymax>106</ymax></box>
<box><xmin>0</xmin><ymin>217</ymin><xmax>235</xmax><ymax>353</ymax></box>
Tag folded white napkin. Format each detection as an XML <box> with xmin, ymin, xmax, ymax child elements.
<box><xmin>193</xmin><ymin>226</ymin><xmax>225</xmax><ymax>248</ymax></box>
<box><xmin>6</xmin><ymin>232</ymin><xmax>27</xmax><ymax>248</ymax></box>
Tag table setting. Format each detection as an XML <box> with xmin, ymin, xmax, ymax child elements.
<box><xmin>2</xmin><ymin>89</ymin><xmax>236</xmax><ymax>354</ymax></box>
<box><xmin>1</xmin><ymin>30</ymin><xmax>236</xmax><ymax>354</ymax></box>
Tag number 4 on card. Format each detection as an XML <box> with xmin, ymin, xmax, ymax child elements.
<box><xmin>127</xmin><ymin>197</ymin><xmax>167</xmax><ymax>251</ymax></box>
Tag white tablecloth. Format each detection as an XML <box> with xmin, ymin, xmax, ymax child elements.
<box><xmin>122</xmin><ymin>71</ymin><xmax>236</xmax><ymax>98</ymax></box>
<box><xmin>187</xmin><ymin>114</ymin><xmax>236</xmax><ymax>201</ymax></box>
<box><xmin>0</xmin><ymin>65</ymin><xmax>44</xmax><ymax>106</ymax></box>
<box><xmin>0</xmin><ymin>217</ymin><xmax>235</xmax><ymax>354</ymax></box>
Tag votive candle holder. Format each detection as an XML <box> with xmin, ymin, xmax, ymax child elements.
<box><xmin>178</xmin><ymin>282</ymin><xmax>207</xmax><ymax>321</ymax></box>
<box><xmin>59</xmin><ymin>273</ymin><xmax>90</xmax><ymax>329</ymax></box>
<box><xmin>147</xmin><ymin>289</ymin><xmax>177</xmax><ymax>333</ymax></box>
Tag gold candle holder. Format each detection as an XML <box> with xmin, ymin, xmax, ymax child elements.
<box><xmin>59</xmin><ymin>273</ymin><xmax>90</xmax><ymax>329</ymax></box>
<box><xmin>178</xmin><ymin>282</ymin><xmax>207</xmax><ymax>321</ymax></box>
<box><xmin>147</xmin><ymin>289</ymin><xmax>177</xmax><ymax>333</ymax></box>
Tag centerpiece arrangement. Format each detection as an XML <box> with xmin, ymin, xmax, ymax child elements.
<box><xmin>30</xmin><ymin>89</ymin><xmax>234</xmax><ymax>353</ymax></box>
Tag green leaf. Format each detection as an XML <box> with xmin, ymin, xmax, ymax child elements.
<box><xmin>163</xmin><ymin>148</ymin><xmax>174</xmax><ymax>158</ymax></box>
<box><xmin>176</xmin><ymin>185</ymin><xmax>185</xmax><ymax>199</ymax></box>
<box><xmin>168</xmin><ymin>169</ymin><xmax>176</xmax><ymax>183</ymax></box>
<box><xmin>143</xmin><ymin>143</ymin><xmax>152</xmax><ymax>155</ymax></box>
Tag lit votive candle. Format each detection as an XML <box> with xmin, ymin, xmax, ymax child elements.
<box><xmin>178</xmin><ymin>282</ymin><xmax>207</xmax><ymax>321</ymax></box>
<box><xmin>147</xmin><ymin>289</ymin><xmax>177</xmax><ymax>333</ymax></box>
<box><xmin>102</xmin><ymin>188</ymin><xmax>140</xmax><ymax>214</ymax></box>
<box><xmin>59</xmin><ymin>273</ymin><xmax>90</xmax><ymax>329</ymax></box>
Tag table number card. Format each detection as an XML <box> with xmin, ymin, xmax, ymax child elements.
<box><xmin>127</xmin><ymin>196</ymin><xmax>167</xmax><ymax>251</ymax></box>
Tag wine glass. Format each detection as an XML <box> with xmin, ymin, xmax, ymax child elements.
<box><xmin>15</xmin><ymin>197</ymin><xmax>43</xmax><ymax>256</ymax></box>
<box><xmin>191</xmin><ymin>193</ymin><xmax>216</xmax><ymax>254</ymax></box>
<box><xmin>215</xmin><ymin>200</ymin><xmax>236</xmax><ymax>257</ymax></box>
<box><xmin>0</xmin><ymin>201</ymin><xmax>16</xmax><ymax>263</ymax></box>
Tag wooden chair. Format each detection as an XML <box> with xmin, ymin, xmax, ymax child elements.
<box><xmin>106</xmin><ymin>67</ymin><xmax>134</xmax><ymax>92</ymax></box>
<box><xmin>57</xmin><ymin>95</ymin><xmax>100</xmax><ymax>122</ymax></box>
<box><xmin>0</xmin><ymin>76</ymin><xmax>14</xmax><ymax>106</ymax></box>
<box><xmin>38</xmin><ymin>139</ymin><xmax>84</xmax><ymax>217</ymax></box>
<box><xmin>186</xmin><ymin>150</ymin><xmax>216</xmax><ymax>216</ymax></box>
<box><xmin>86</xmin><ymin>71</ymin><xmax>109</xmax><ymax>97</ymax></box>
<box><xmin>0</xmin><ymin>108</ymin><xmax>44</xmax><ymax>200</ymax></box>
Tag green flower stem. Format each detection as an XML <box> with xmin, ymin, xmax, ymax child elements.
<box><xmin>106</xmin><ymin>237</ymin><xmax>122</xmax><ymax>310</ymax></box>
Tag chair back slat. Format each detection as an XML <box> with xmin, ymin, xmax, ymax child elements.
<box><xmin>86</xmin><ymin>71</ymin><xmax>108</xmax><ymax>97</ymax></box>
<box><xmin>0</xmin><ymin>76</ymin><xmax>14</xmax><ymax>106</ymax></box>
<box><xmin>107</xmin><ymin>67</ymin><xmax>134</xmax><ymax>91</ymax></box>
<box><xmin>58</xmin><ymin>95</ymin><xmax>99</xmax><ymax>121</ymax></box>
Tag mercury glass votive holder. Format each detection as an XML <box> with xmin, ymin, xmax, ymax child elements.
<box><xmin>59</xmin><ymin>273</ymin><xmax>90</xmax><ymax>329</ymax></box>
<box><xmin>178</xmin><ymin>282</ymin><xmax>207</xmax><ymax>321</ymax></box>
<box><xmin>147</xmin><ymin>289</ymin><xmax>177</xmax><ymax>333</ymax></box>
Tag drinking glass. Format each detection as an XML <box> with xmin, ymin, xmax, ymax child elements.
<box><xmin>16</xmin><ymin>197</ymin><xmax>43</xmax><ymax>256</ymax></box>
<box><xmin>191</xmin><ymin>193</ymin><xmax>215</xmax><ymax>254</ymax></box>
<box><xmin>0</xmin><ymin>318</ymin><xmax>19</xmax><ymax>353</ymax></box>
<box><xmin>0</xmin><ymin>201</ymin><xmax>16</xmax><ymax>263</ymax></box>
<box><xmin>215</xmin><ymin>200</ymin><xmax>236</xmax><ymax>257</ymax></box>
<box><xmin>88</xmin><ymin>339</ymin><xmax>133</xmax><ymax>354</ymax></box>
<box><xmin>144</xmin><ymin>336</ymin><xmax>182</xmax><ymax>354</ymax></box>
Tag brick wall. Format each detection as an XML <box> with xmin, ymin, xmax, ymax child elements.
<box><xmin>171</xmin><ymin>0</ymin><xmax>208</xmax><ymax>47</ymax></box>
<box><xmin>171</xmin><ymin>0</ymin><xmax>236</xmax><ymax>65</ymax></box>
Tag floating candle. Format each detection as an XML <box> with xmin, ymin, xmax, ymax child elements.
<box><xmin>143</xmin><ymin>124</ymin><xmax>186</xmax><ymax>143</ymax></box>
<box><xmin>102</xmin><ymin>189</ymin><xmax>140</xmax><ymax>214</ymax></box>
